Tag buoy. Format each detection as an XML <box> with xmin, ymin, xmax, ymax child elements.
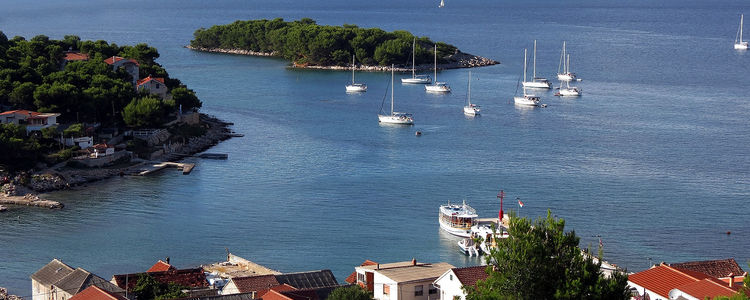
<box><xmin>726</xmin><ymin>231</ymin><xmax>731</xmax><ymax>235</ymax></box>
<box><xmin>415</xmin><ymin>131</ymin><xmax>422</xmax><ymax>136</ymax></box>
<box><xmin>541</xmin><ymin>104</ymin><xmax>548</xmax><ymax>108</ymax></box>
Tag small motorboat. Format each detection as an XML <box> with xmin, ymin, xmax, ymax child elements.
<box><xmin>458</xmin><ymin>237</ymin><xmax>481</xmax><ymax>257</ymax></box>
<box><xmin>0</xmin><ymin>205</ymin><xmax>8</xmax><ymax>212</ymax></box>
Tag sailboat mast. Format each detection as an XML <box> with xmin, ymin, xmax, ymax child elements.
<box><xmin>742</xmin><ymin>14</ymin><xmax>745</xmax><ymax>42</ymax></box>
<box><xmin>391</xmin><ymin>65</ymin><xmax>400</xmax><ymax>116</ymax></box>
<box><xmin>352</xmin><ymin>55</ymin><xmax>355</xmax><ymax>83</ymax></box>
<box><xmin>412</xmin><ymin>38</ymin><xmax>416</xmax><ymax>78</ymax></box>
<box><xmin>558</xmin><ymin>41</ymin><xmax>565</xmax><ymax>75</ymax></box>
<box><xmin>434</xmin><ymin>45</ymin><xmax>437</xmax><ymax>82</ymax></box>
<box><xmin>468</xmin><ymin>71</ymin><xmax>472</xmax><ymax>105</ymax></box>
<box><xmin>523</xmin><ymin>48</ymin><xmax>527</xmax><ymax>82</ymax></box>
<box><xmin>533</xmin><ymin>40</ymin><xmax>537</xmax><ymax>79</ymax></box>
<box><xmin>566</xmin><ymin>54</ymin><xmax>570</xmax><ymax>74</ymax></box>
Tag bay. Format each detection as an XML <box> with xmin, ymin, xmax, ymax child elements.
<box><xmin>1</xmin><ymin>0</ymin><xmax>749</xmax><ymax>295</ymax></box>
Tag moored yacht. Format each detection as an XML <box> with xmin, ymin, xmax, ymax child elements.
<box><xmin>515</xmin><ymin>49</ymin><xmax>541</xmax><ymax>106</ymax></box>
<box><xmin>379</xmin><ymin>65</ymin><xmax>414</xmax><ymax>125</ymax></box>
<box><xmin>439</xmin><ymin>200</ymin><xmax>478</xmax><ymax>237</ymax></box>
<box><xmin>425</xmin><ymin>45</ymin><xmax>450</xmax><ymax>93</ymax></box>
<box><xmin>463</xmin><ymin>71</ymin><xmax>480</xmax><ymax>115</ymax></box>
<box><xmin>736</xmin><ymin>14</ymin><xmax>749</xmax><ymax>50</ymax></box>
<box><xmin>345</xmin><ymin>55</ymin><xmax>367</xmax><ymax>92</ymax></box>
<box><xmin>522</xmin><ymin>40</ymin><xmax>552</xmax><ymax>89</ymax></box>
<box><xmin>557</xmin><ymin>41</ymin><xmax>578</xmax><ymax>81</ymax></box>
<box><xmin>402</xmin><ymin>38</ymin><xmax>432</xmax><ymax>84</ymax></box>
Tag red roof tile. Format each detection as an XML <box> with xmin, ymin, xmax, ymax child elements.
<box><xmin>0</xmin><ymin>110</ymin><xmax>39</xmax><ymax>116</ymax></box>
<box><xmin>104</xmin><ymin>56</ymin><xmax>139</xmax><ymax>66</ymax></box>
<box><xmin>229</xmin><ymin>274</ymin><xmax>280</xmax><ymax>294</ymax></box>
<box><xmin>669</xmin><ymin>258</ymin><xmax>746</xmax><ymax>279</ymax></box>
<box><xmin>137</xmin><ymin>76</ymin><xmax>165</xmax><ymax>87</ymax></box>
<box><xmin>452</xmin><ymin>266</ymin><xmax>489</xmax><ymax>287</ymax></box>
<box><xmin>345</xmin><ymin>260</ymin><xmax>378</xmax><ymax>284</ymax></box>
<box><xmin>147</xmin><ymin>260</ymin><xmax>176</xmax><ymax>273</ymax></box>
<box><xmin>112</xmin><ymin>268</ymin><xmax>208</xmax><ymax>291</ymax></box>
<box><xmin>64</xmin><ymin>52</ymin><xmax>89</xmax><ymax>61</ymax></box>
<box><xmin>257</xmin><ymin>283</ymin><xmax>296</xmax><ymax>299</ymax></box>
<box><xmin>672</xmin><ymin>277</ymin><xmax>739</xmax><ymax>299</ymax></box>
<box><xmin>629</xmin><ymin>265</ymin><xmax>712</xmax><ymax>298</ymax></box>
<box><xmin>69</xmin><ymin>285</ymin><xmax>127</xmax><ymax>300</ymax></box>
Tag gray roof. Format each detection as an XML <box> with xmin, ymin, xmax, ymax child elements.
<box><xmin>176</xmin><ymin>293</ymin><xmax>254</xmax><ymax>300</ymax></box>
<box><xmin>274</xmin><ymin>270</ymin><xmax>339</xmax><ymax>290</ymax></box>
<box><xmin>53</xmin><ymin>268</ymin><xmax>124</xmax><ymax>295</ymax></box>
<box><xmin>31</xmin><ymin>259</ymin><xmax>75</xmax><ymax>286</ymax></box>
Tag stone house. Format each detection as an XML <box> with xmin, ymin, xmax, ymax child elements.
<box><xmin>31</xmin><ymin>259</ymin><xmax>125</xmax><ymax>300</ymax></box>
<box><xmin>0</xmin><ymin>110</ymin><xmax>60</xmax><ymax>134</ymax></box>
<box><xmin>432</xmin><ymin>266</ymin><xmax>487</xmax><ymax>300</ymax></box>
<box><xmin>136</xmin><ymin>76</ymin><xmax>168</xmax><ymax>99</ymax></box>
<box><xmin>104</xmin><ymin>56</ymin><xmax>139</xmax><ymax>86</ymax></box>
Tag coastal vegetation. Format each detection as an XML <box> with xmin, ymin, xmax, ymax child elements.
<box><xmin>467</xmin><ymin>211</ymin><xmax>630</xmax><ymax>299</ymax></box>
<box><xmin>190</xmin><ymin>18</ymin><xmax>458</xmax><ymax>67</ymax></box>
<box><xmin>0</xmin><ymin>31</ymin><xmax>202</xmax><ymax>171</ymax></box>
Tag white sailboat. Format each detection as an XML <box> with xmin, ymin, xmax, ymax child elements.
<box><xmin>515</xmin><ymin>48</ymin><xmax>541</xmax><ymax>107</ymax></box>
<box><xmin>401</xmin><ymin>38</ymin><xmax>432</xmax><ymax>84</ymax></box>
<box><xmin>439</xmin><ymin>0</ymin><xmax>445</xmax><ymax>8</ymax></box>
<box><xmin>345</xmin><ymin>55</ymin><xmax>367</xmax><ymax>92</ymax></box>
<box><xmin>522</xmin><ymin>40</ymin><xmax>552</xmax><ymax>89</ymax></box>
<box><xmin>425</xmin><ymin>45</ymin><xmax>451</xmax><ymax>93</ymax></box>
<box><xmin>735</xmin><ymin>14</ymin><xmax>749</xmax><ymax>50</ymax></box>
<box><xmin>557</xmin><ymin>41</ymin><xmax>578</xmax><ymax>81</ymax></box>
<box><xmin>463</xmin><ymin>71</ymin><xmax>480</xmax><ymax>115</ymax></box>
<box><xmin>379</xmin><ymin>65</ymin><xmax>414</xmax><ymax>125</ymax></box>
<box><xmin>556</xmin><ymin>62</ymin><xmax>582</xmax><ymax>97</ymax></box>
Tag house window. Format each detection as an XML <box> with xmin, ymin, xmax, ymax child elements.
<box><xmin>450</xmin><ymin>274</ymin><xmax>453</xmax><ymax>281</ymax></box>
<box><xmin>155</xmin><ymin>83</ymin><xmax>160</xmax><ymax>89</ymax></box>
<box><xmin>357</xmin><ymin>273</ymin><xmax>366</xmax><ymax>283</ymax></box>
<box><xmin>383</xmin><ymin>284</ymin><xmax>389</xmax><ymax>295</ymax></box>
<box><xmin>429</xmin><ymin>286</ymin><xmax>437</xmax><ymax>294</ymax></box>
<box><xmin>415</xmin><ymin>285</ymin><xmax>423</xmax><ymax>296</ymax></box>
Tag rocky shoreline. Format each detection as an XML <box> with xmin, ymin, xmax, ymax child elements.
<box><xmin>186</xmin><ymin>45</ymin><xmax>499</xmax><ymax>71</ymax></box>
<box><xmin>0</xmin><ymin>113</ymin><xmax>235</xmax><ymax>211</ymax></box>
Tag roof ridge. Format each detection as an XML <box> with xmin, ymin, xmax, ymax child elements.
<box><xmin>665</xmin><ymin>265</ymin><xmax>702</xmax><ymax>281</ymax></box>
<box><xmin>704</xmin><ymin>278</ymin><xmax>737</xmax><ymax>292</ymax></box>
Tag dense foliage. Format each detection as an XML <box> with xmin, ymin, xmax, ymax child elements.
<box><xmin>191</xmin><ymin>18</ymin><xmax>458</xmax><ymax>67</ymax></box>
<box><xmin>326</xmin><ymin>285</ymin><xmax>372</xmax><ymax>300</ymax></box>
<box><xmin>0</xmin><ymin>31</ymin><xmax>202</xmax><ymax>170</ymax></box>
<box><xmin>131</xmin><ymin>273</ymin><xmax>187</xmax><ymax>300</ymax></box>
<box><xmin>466</xmin><ymin>211</ymin><xmax>630</xmax><ymax>300</ymax></box>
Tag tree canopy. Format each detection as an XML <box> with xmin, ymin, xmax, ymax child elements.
<box><xmin>190</xmin><ymin>18</ymin><xmax>458</xmax><ymax>67</ymax></box>
<box><xmin>466</xmin><ymin>211</ymin><xmax>630</xmax><ymax>300</ymax></box>
<box><xmin>131</xmin><ymin>273</ymin><xmax>187</xmax><ymax>300</ymax></box>
<box><xmin>326</xmin><ymin>285</ymin><xmax>372</xmax><ymax>300</ymax></box>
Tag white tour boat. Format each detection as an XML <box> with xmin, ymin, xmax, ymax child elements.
<box><xmin>515</xmin><ymin>49</ymin><xmax>541</xmax><ymax>106</ymax></box>
<box><xmin>736</xmin><ymin>14</ymin><xmax>749</xmax><ymax>50</ymax></box>
<box><xmin>438</xmin><ymin>200</ymin><xmax>478</xmax><ymax>237</ymax></box>
<box><xmin>463</xmin><ymin>71</ymin><xmax>480</xmax><ymax>115</ymax></box>
<box><xmin>379</xmin><ymin>65</ymin><xmax>414</xmax><ymax>125</ymax></box>
<box><xmin>402</xmin><ymin>38</ymin><xmax>432</xmax><ymax>84</ymax></box>
<box><xmin>522</xmin><ymin>40</ymin><xmax>552</xmax><ymax>89</ymax></box>
<box><xmin>557</xmin><ymin>41</ymin><xmax>578</xmax><ymax>81</ymax></box>
<box><xmin>345</xmin><ymin>55</ymin><xmax>367</xmax><ymax>92</ymax></box>
<box><xmin>425</xmin><ymin>45</ymin><xmax>450</xmax><ymax>93</ymax></box>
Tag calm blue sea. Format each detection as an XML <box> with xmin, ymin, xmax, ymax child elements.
<box><xmin>2</xmin><ymin>0</ymin><xmax>750</xmax><ymax>296</ymax></box>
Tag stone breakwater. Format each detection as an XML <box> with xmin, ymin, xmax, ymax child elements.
<box><xmin>0</xmin><ymin>193</ymin><xmax>63</xmax><ymax>209</ymax></box>
<box><xmin>186</xmin><ymin>46</ymin><xmax>499</xmax><ymax>71</ymax></box>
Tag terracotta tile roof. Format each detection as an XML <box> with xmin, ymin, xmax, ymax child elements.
<box><xmin>31</xmin><ymin>258</ymin><xmax>75</xmax><ymax>286</ymax></box>
<box><xmin>264</xmin><ymin>286</ymin><xmax>339</xmax><ymax>300</ymax></box>
<box><xmin>257</xmin><ymin>284</ymin><xmax>296</xmax><ymax>299</ymax></box>
<box><xmin>628</xmin><ymin>265</ymin><xmax>712</xmax><ymax>298</ymax></box>
<box><xmin>451</xmin><ymin>266</ymin><xmax>489</xmax><ymax>287</ymax></box>
<box><xmin>137</xmin><ymin>76</ymin><xmax>165</xmax><ymax>87</ymax></box>
<box><xmin>147</xmin><ymin>260</ymin><xmax>176</xmax><ymax>273</ymax></box>
<box><xmin>274</xmin><ymin>270</ymin><xmax>339</xmax><ymax>289</ymax></box>
<box><xmin>669</xmin><ymin>258</ymin><xmax>746</xmax><ymax>279</ymax></box>
<box><xmin>69</xmin><ymin>285</ymin><xmax>128</xmax><ymax>300</ymax></box>
<box><xmin>671</xmin><ymin>277</ymin><xmax>739</xmax><ymax>299</ymax></box>
<box><xmin>63</xmin><ymin>52</ymin><xmax>89</xmax><ymax>61</ymax></box>
<box><xmin>345</xmin><ymin>260</ymin><xmax>378</xmax><ymax>284</ymax></box>
<box><xmin>0</xmin><ymin>110</ymin><xmax>39</xmax><ymax>116</ymax></box>
<box><xmin>104</xmin><ymin>56</ymin><xmax>139</xmax><ymax>66</ymax></box>
<box><xmin>174</xmin><ymin>293</ymin><xmax>254</xmax><ymax>300</ymax></box>
<box><xmin>112</xmin><ymin>268</ymin><xmax>208</xmax><ymax>291</ymax></box>
<box><xmin>228</xmin><ymin>274</ymin><xmax>280</xmax><ymax>294</ymax></box>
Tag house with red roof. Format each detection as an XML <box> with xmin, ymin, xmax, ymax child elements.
<box><xmin>147</xmin><ymin>260</ymin><xmax>176</xmax><ymax>273</ymax></box>
<box><xmin>111</xmin><ymin>268</ymin><xmax>209</xmax><ymax>292</ymax></box>
<box><xmin>220</xmin><ymin>270</ymin><xmax>339</xmax><ymax>297</ymax></box>
<box><xmin>261</xmin><ymin>286</ymin><xmax>338</xmax><ymax>300</ymax></box>
<box><xmin>353</xmin><ymin>259</ymin><xmax>453</xmax><ymax>300</ymax></box>
<box><xmin>137</xmin><ymin>75</ymin><xmax>168</xmax><ymax>99</ymax></box>
<box><xmin>669</xmin><ymin>258</ymin><xmax>747</xmax><ymax>284</ymax></box>
<box><xmin>60</xmin><ymin>52</ymin><xmax>89</xmax><ymax>68</ymax></box>
<box><xmin>433</xmin><ymin>266</ymin><xmax>488</xmax><ymax>300</ymax></box>
<box><xmin>104</xmin><ymin>56</ymin><xmax>140</xmax><ymax>86</ymax></box>
<box><xmin>0</xmin><ymin>110</ymin><xmax>60</xmax><ymax>133</ymax></box>
<box><xmin>69</xmin><ymin>285</ymin><xmax>128</xmax><ymax>300</ymax></box>
<box><xmin>345</xmin><ymin>260</ymin><xmax>378</xmax><ymax>285</ymax></box>
<box><xmin>628</xmin><ymin>262</ymin><xmax>746</xmax><ymax>300</ymax></box>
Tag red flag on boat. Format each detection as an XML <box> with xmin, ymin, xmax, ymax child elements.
<box><xmin>599</xmin><ymin>237</ymin><xmax>603</xmax><ymax>248</ymax></box>
<box><xmin>518</xmin><ymin>199</ymin><xmax>524</xmax><ymax>207</ymax></box>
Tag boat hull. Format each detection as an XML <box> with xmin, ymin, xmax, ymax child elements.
<box><xmin>514</xmin><ymin>96</ymin><xmax>540</xmax><ymax>106</ymax></box>
<box><xmin>463</xmin><ymin>106</ymin><xmax>480</xmax><ymax>115</ymax></box>
<box><xmin>735</xmin><ymin>42</ymin><xmax>749</xmax><ymax>50</ymax></box>
<box><xmin>557</xmin><ymin>73</ymin><xmax>577</xmax><ymax>81</ymax></box>
<box><xmin>558</xmin><ymin>87</ymin><xmax>582</xmax><ymax>96</ymax></box>
<box><xmin>378</xmin><ymin>114</ymin><xmax>413</xmax><ymax>125</ymax></box>
<box><xmin>401</xmin><ymin>77</ymin><xmax>432</xmax><ymax>84</ymax></box>
<box><xmin>346</xmin><ymin>83</ymin><xmax>367</xmax><ymax>92</ymax></box>
<box><xmin>439</xmin><ymin>218</ymin><xmax>473</xmax><ymax>237</ymax></box>
<box><xmin>425</xmin><ymin>83</ymin><xmax>451</xmax><ymax>93</ymax></box>
<box><xmin>522</xmin><ymin>80</ymin><xmax>552</xmax><ymax>89</ymax></box>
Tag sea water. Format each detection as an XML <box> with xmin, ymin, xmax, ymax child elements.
<box><xmin>1</xmin><ymin>0</ymin><xmax>749</xmax><ymax>295</ymax></box>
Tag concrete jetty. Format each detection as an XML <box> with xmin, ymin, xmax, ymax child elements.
<box><xmin>137</xmin><ymin>162</ymin><xmax>196</xmax><ymax>175</ymax></box>
<box><xmin>0</xmin><ymin>194</ymin><xmax>63</xmax><ymax>209</ymax></box>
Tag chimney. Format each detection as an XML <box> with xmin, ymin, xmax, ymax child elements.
<box><xmin>376</xmin><ymin>264</ymin><xmax>380</xmax><ymax>270</ymax></box>
<box><xmin>412</xmin><ymin>258</ymin><xmax>416</xmax><ymax>266</ymax></box>
<box><xmin>729</xmin><ymin>273</ymin><xmax>735</xmax><ymax>287</ymax></box>
<box><xmin>165</xmin><ymin>256</ymin><xmax>170</xmax><ymax>264</ymax></box>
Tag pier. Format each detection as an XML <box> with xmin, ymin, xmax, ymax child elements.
<box><xmin>137</xmin><ymin>162</ymin><xmax>196</xmax><ymax>175</ymax></box>
<box><xmin>0</xmin><ymin>194</ymin><xmax>63</xmax><ymax>209</ymax></box>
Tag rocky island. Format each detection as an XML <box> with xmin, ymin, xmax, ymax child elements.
<box><xmin>188</xmin><ymin>18</ymin><xmax>498</xmax><ymax>70</ymax></box>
